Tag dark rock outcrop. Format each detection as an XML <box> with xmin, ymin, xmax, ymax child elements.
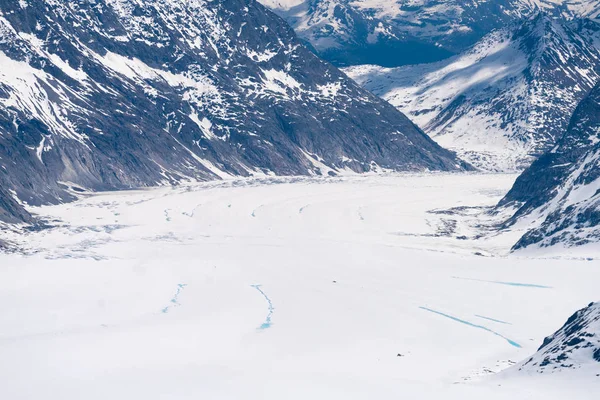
<box><xmin>499</xmin><ymin>79</ymin><xmax>600</xmax><ymax>249</ymax></box>
<box><xmin>520</xmin><ymin>302</ymin><xmax>600</xmax><ymax>373</ymax></box>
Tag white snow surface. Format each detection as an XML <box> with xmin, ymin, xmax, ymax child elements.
<box><xmin>1</xmin><ymin>173</ymin><xmax>599</xmax><ymax>399</ymax></box>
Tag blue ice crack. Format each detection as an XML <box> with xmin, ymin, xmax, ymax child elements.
<box><xmin>452</xmin><ymin>276</ymin><xmax>552</xmax><ymax>289</ymax></box>
<box><xmin>475</xmin><ymin>315</ymin><xmax>511</xmax><ymax>325</ymax></box>
<box><xmin>420</xmin><ymin>307</ymin><xmax>521</xmax><ymax>348</ymax></box>
<box><xmin>161</xmin><ymin>283</ymin><xmax>187</xmax><ymax>314</ymax></box>
<box><xmin>251</xmin><ymin>284</ymin><xmax>274</xmax><ymax>330</ymax></box>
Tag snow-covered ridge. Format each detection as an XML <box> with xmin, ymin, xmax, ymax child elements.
<box><xmin>259</xmin><ymin>0</ymin><xmax>600</xmax><ymax>66</ymax></box>
<box><xmin>518</xmin><ymin>301</ymin><xmax>600</xmax><ymax>373</ymax></box>
<box><xmin>498</xmin><ymin>76</ymin><xmax>600</xmax><ymax>251</ymax></box>
<box><xmin>345</xmin><ymin>15</ymin><xmax>600</xmax><ymax>171</ymax></box>
<box><xmin>524</xmin><ymin>0</ymin><xmax>600</xmax><ymax>18</ymax></box>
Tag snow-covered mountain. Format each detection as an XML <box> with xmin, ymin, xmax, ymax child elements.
<box><xmin>259</xmin><ymin>0</ymin><xmax>600</xmax><ymax>67</ymax></box>
<box><xmin>345</xmin><ymin>15</ymin><xmax>600</xmax><ymax>171</ymax></box>
<box><xmin>518</xmin><ymin>301</ymin><xmax>600</xmax><ymax>373</ymax></box>
<box><xmin>499</xmin><ymin>79</ymin><xmax>600</xmax><ymax>250</ymax></box>
<box><xmin>525</xmin><ymin>0</ymin><xmax>600</xmax><ymax>18</ymax></box>
<box><xmin>0</xmin><ymin>0</ymin><xmax>468</xmax><ymax>223</ymax></box>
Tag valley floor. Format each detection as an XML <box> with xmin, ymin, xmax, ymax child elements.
<box><xmin>0</xmin><ymin>173</ymin><xmax>598</xmax><ymax>399</ymax></box>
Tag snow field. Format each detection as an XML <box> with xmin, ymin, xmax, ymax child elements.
<box><xmin>0</xmin><ymin>173</ymin><xmax>598</xmax><ymax>399</ymax></box>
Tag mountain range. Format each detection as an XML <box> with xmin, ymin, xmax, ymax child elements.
<box><xmin>0</xmin><ymin>0</ymin><xmax>467</xmax><ymax>223</ymax></box>
<box><xmin>259</xmin><ymin>0</ymin><xmax>600</xmax><ymax>67</ymax></box>
<box><xmin>327</xmin><ymin>3</ymin><xmax>600</xmax><ymax>251</ymax></box>
<box><xmin>2</xmin><ymin>0</ymin><xmax>600</xmax><ymax>254</ymax></box>
<box><xmin>345</xmin><ymin>14</ymin><xmax>600</xmax><ymax>171</ymax></box>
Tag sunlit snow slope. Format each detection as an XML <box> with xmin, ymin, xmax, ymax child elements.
<box><xmin>0</xmin><ymin>173</ymin><xmax>599</xmax><ymax>399</ymax></box>
<box><xmin>345</xmin><ymin>15</ymin><xmax>600</xmax><ymax>171</ymax></box>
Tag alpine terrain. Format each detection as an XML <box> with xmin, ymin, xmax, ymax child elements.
<box><xmin>0</xmin><ymin>1</ymin><xmax>599</xmax><ymax>399</ymax></box>
<box><xmin>345</xmin><ymin>14</ymin><xmax>600</xmax><ymax>171</ymax></box>
<box><xmin>0</xmin><ymin>0</ymin><xmax>466</xmax><ymax>223</ymax></box>
<box><xmin>259</xmin><ymin>0</ymin><xmax>600</xmax><ymax>67</ymax></box>
<box><xmin>519</xmin><ymin>301</ymin><xmax>600</xmax><ymax>373</ymax></box>
<box><xmin>499</xmin><ymin>80</ymin><xmax>600</xmax><ymax>251</ymax></box>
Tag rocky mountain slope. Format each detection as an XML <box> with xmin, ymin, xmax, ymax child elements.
<box><xmin>518</xmin><ymin>301</ymin><xmax>600</xmax><ymax>373</ymax></box>
<box><xmin>499</xmin><ymin>79</ymin><xmax>600</xmax><ymax>250</ymax></box>
<box><xmin>345</xmin><ymin>15</ymin><xmax>600</xmax><ymax>171</ymax></box>
<box><xmin>259</xmin><ymin>0</ymin><xmax>600</xmax><ymax>67</ymax></box>
<box><xmin>0</xmin><ymin>0</ymin><xmax>467</xmax><ymax>223</ymax></box>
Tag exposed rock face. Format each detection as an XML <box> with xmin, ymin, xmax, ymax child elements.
<box><xmin>519</xmin><ymin>302</ymin><xmax>600</xmax><ymax>373</ymax></box>
<box><xmin>500</xmin><ymin>80</ymin><xmax>600</xmax><ymax>250</ymax></box>
<box><xmin>0</xmin><ymin>0</ymin><xmax>467</xmax><ymax>223</ymax></box>
<box><xmin>0</xmin><ymin>187</ymin><xmax>31</xmax><ymax>224</ymax></box>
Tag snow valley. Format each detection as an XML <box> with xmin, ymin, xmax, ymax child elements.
<box><xmin>0</xmin><ymin>174</ymin><xmax>599</xmax><ymax>399</ymax></box>
<box><xmin>1</xmin><ymin>0</ymin><xmax>600</xmax><ymax>398</ymax></box>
